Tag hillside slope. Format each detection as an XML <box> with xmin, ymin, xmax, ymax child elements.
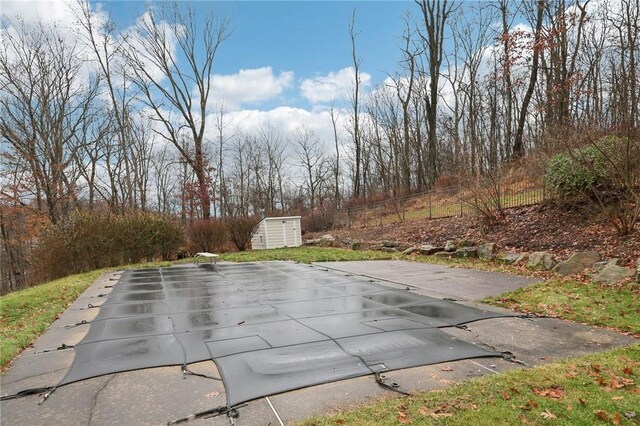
<box><xmin>307</xmin><ymin>204</ymin><xmax>640</xmax><ymax>265</ymax></box>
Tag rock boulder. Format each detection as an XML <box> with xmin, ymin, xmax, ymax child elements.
<box><xmin>477</xmin><ymin>243</ymin><xmax>496</xmax><ymax>261</ymax></box>
<box><xmin>434</xmin><ymin>251</ymin><xmax>453</xmax><ymax>258</ymax></box>
<box><xmin>499</xmin><ymin>252</ymin><xmax>528</xmax><ymax>265</ymax></box>
<box><xmin>527</xmin><ymin>252</ymin><xmax>557</xmax><ymax>271</ymax></box>
<box><xmin>592</xmin><ymin>263</ymin><xmax>636</xmax><ymax>285</ymax></box>
<box><xmin>454</xmin><ymin>247</ymin><xmax>477</xmax><ymax>258</ymax></box>
<box><xmin>457</xmin><ymin>239</ymin><xmax>475</xmax><ymax>248</ymax></box>
<box><xmin>402</xmin><ymin>247</ymin><xmax>420</xmax><ymax>255</ymax></box>
<box><xmin>418</xmin><ymin>245</ymin><xmax>444</xmax><ymax>255</ymax></box>
<box><xmin>553</xmin><ymin>251</ymin><xmax>601</xmax><ymax>276</ymax></box>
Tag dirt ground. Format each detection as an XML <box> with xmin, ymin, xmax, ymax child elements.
<box><xmin>306</xmin><ymin>204</ymin><xmax>640</xmax><ymax>266</ymax></box>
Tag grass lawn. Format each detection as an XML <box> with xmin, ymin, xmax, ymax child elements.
<box><xmin>0</xmin><ymin>261</ymin><xmax>170</xmax><ymax>370</ymax></box>
<box><xmin>485</xmin><ymin>278</ymin><xmax>640</xmax><ymax>337</ymax></box>
<box><xmin>220</xmin><ymin>246</ymin><xmax>399</xmax><ymax>263</ymax></box>
<box><xmin>299</xmin><ymin>344</ymin><xmax>640</xmax><ymax>426</ymax></box>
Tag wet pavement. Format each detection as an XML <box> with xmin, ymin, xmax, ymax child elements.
<box><xmin>1</xmin><ymin>260</ymin><xmax>636</xmax><ymax>425</ymax></box>
<box><xmin>314</xmin><ymin>260</ymin><xmax>538</xmax><ymax>300</ymax></box>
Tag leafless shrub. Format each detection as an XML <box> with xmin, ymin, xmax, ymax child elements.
<box><xmin>32</xmin><ymin>212</ymin><xmax>184</xmax><ymax>283</ymax></box>
<box><xmin>187</xmin><ymin>219</ymin><xmax>227</xmax><ymax>253</ymax></box>
<box><xmin>225</xmin><ymin>216</ymin><xmax>260</xmax><ymax>251</ymax></box>
<box><xmin>459</xmin><ymin>171</ymin><xmax>506</xmax><ymax>227</ymax></box>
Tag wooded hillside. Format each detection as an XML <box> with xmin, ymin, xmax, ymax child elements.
<box><xmin>1</xmin><ymin>0</ymin><xmax>638</xmax><ymax>292</ymax></box>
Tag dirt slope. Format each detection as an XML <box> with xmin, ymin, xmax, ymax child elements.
<box><xmin>306</xmin><ymin>204</ymin><xmax>640</xmax><ymax>266</ymax></box>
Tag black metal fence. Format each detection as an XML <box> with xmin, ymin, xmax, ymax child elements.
<box><xmin>319</xmin><ymin>176</ymin><xmax>546</xmax><ymax>231</ymax></box>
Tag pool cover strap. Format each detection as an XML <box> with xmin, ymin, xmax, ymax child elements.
<box><xmin>167</xmin><ymin>403</ymin><xmax>246</xmax><ymax>425</ymax></box>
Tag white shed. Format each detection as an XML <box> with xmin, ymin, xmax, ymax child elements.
<box><xmin>251</xmin><ymin>216</ymin><xmax>302</xmax><ymax>250</ymax></box>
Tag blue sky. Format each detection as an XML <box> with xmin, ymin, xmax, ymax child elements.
<box><xmin>108</xmin><ymin>1</ymin><xmax>411</xmax><ymax>74</ymax></box>
<box><xmin>0</xmin><ymin>0</ymin><xmax>461</xmax><ymax>145</ymax></box>
<box><xmin>98</xmin><ymin>1</ymin><xmax>413</xmax><ymax>109</ymax></box>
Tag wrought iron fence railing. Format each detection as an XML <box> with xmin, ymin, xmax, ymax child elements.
<box><xmin>306</xmin><ymin>176</ymin><xmax>546</xmax><ymax>232</ymax></box>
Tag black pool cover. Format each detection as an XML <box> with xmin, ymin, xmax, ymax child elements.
<box><xmin>59</xmin><ymin>262</ymin><xmax>513</xmax><ymax>406</ymax></box>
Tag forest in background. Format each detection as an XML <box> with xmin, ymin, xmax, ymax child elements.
<box><xmin>1</xmin><ymin>0</ymin><xmax>638</xmax><ymax>293</ymax></box>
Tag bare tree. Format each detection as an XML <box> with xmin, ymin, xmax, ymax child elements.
<box><xmin>76</xmin><ymin>0</ymin><xmax>137</xmax><ymax>210</ymax></box>
<box><xmin>0</xmin><ymin>19</ymin><xmax>101</xmax><ymax>223</ymax></box>
<box><xmin>512</xmin><ymin>0</ymin><xmax>544</xmax><ymax>158</ymax></box>
<box><xmin>415</xmin><ymin>0</ymin><xmax>458</xmax><ymax>185</ymax></box>
<box><xmin>212</xmin><ymin>102</ymin><xmax>236</xmax><ymax>217</ymax></box>
<box><xmin>258</xmin><ymin>125</ymin><xmax>287</xmax><ymax>214</ymax></box>
<box><xmin>293</xmin><ymin>126</ymin><xmax>331</xmax><ymax>211</ymax></box>
<box><xmin>329</xmin><ymin>100</ymin><xmax>341</xmax><ymax>205</ymax></box>
<box><xmin>348</xmin><ymin>8</ymin><xmax>364</xmax><ymax>198</ymax></box>
<box><xmin>151</xmin><ymin>144</ymin><xmax>180</xmax><ymax>216</ymax></box>
<box><xmin>393</xmin><ymin>21</ymin><xmax>418</xmax><ymax>190</ymax></box>
<box><xmin>74</xmin><ymin>108</ymin><xmax>111</xmax><ymax>209</ymax></box>
<box><xmin>125</xmin><ymin>3</ymin><xmax>230</xmax><ymax>218</ymax></box>
<box><xmin>497</xmin><ymin>0</ymin><xmax>516</xmax><ymax>159</ymax></box>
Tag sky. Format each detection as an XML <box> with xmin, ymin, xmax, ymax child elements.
<box><xmin>1</xmin><ymin>0</ymin><xmax>420</xmax><ymax>147</ymax></box>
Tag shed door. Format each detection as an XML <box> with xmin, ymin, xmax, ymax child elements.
<box><xmin>282</xmin><ymin>220</ymin><xmax>287</xmax><ymax>246</ymax></box>
<box><xmin>292</xmin><ymin>220</ymin><xmax>298</xmax><ymax>246</ymax></box>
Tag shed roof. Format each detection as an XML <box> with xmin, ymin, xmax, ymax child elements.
<box><xmin>261</xmin><ymin>216</ymin><xmax>301</xmax><ymax>221</ymax></box>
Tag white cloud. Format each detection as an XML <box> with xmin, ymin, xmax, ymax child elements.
<box><xmin>204</xmin><ymin>106</ymin><xmax>349</xmax><ymax>153</ymax></box>
<box><xmin>211</xmin><ymin>67</ymin><xmax>294</xmax><ymax>109</ymax></box>
<box><xmin>300</xmin><ymin>67</ymin><xmax>372</xmax><ymax>104</ymax></box>
<box><xmin>1</xmin><ymin>0</ymin><xmax>79</xmax><ymax>27</ymax></box>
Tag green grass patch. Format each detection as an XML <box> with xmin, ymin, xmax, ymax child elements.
<box><xmin>484</xmin><ymin>278</ymin><xmax>640</xmax><ymax>336</ymax></box>
<box><xmin>220</xmin><ymin>247</ymin><xmax>399</xmax><ymax>264</ymax></box>
<box><xmin>406</xmin><ymin>254</ymin><xmax>639</xmax><ymax>336</ymax></box>
<box><xmin>353</xmin><ymin>188</ymin><xmax>544</xmax><ymax>227</ymax></box>
<box><xmin>299</xmin><ymin>344</ymin><xmax>640</xmax><ymax>426</ymax></box>
<box><xmin>0</xmin><ymin>261</ymin><xmax>171</xmax><ymax>370</ymax></box>
<box><xmin>409</xmin><ymin>254</ymin><xmax>531</xmax><ymax>276</ymax></box>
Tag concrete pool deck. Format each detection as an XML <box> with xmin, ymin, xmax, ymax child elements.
<box><xmin>1</xmin><ymin>260</ymin><xmax>636</xmax><ymax>425</ymax></box>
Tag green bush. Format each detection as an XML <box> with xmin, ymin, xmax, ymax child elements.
<box><xmin>32</xmin><ymin>212</ymin><xmax>184</xmax><ymax>282</ymax></box>
<box><xmin>544</xmin><ymin>136</ymin><xmax>627</xmax><ymax>200</ymax></box>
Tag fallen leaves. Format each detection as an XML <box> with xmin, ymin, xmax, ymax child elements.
<box><xmin>565</xmin><ymin>369</ymin><xmax>578</xmax><ymax>379</ymax></box>
<box><xmin>594</xmin><ymin>409</ymin><xmax>609</xmax><ymax>421</ymax></box>
<box><xmin>314</xmin><ymin>202</ymin><xmax>640</xmax><ymax>267</ymax></box>
<box><xmin>609</xmin><ymin>377</ymin><xmax>635</xmax><ymax>390</ymax></box>
<box><xmin>418</xmin><ymin>405</ymin><xmax>453</xmax><ymax>420</ymax></box>
<box><xmin>539</xmin><ymin>409</ymin><xmax>557</xmax><ymax>420</ymax></box>
<box><xmin>614</xmin><ymin>412</ymin><xmax>622</xmax><ymax>425</ymax></box>
<box><xmin>520</xmin><ymin>399</ymin><xmax>539</xmax><ymax>411</ymax></box>
<box><xmin>532</xmin><ymin>386</ymin><xmax>565</xmax><ymax>399</ymax></box>
<box><xmin>430</xmin><ymin>372</ymin><xmax>457</xmax><ymax>385</ymax></box>
<box><xmin>397</xmin><ymin>403</ymin><xmax>412</xmax><ymax>424</ymax></box>
<box><xmin>396</xmin><ymin>411</ymin><xmax>412</xmax><ymax>424</ymax></box>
